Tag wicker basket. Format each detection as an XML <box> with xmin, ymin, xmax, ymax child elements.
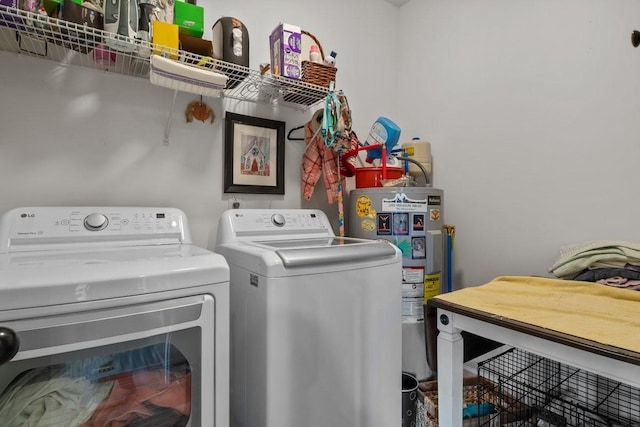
<box><xmin>301</xmin><ymin>30</ymin><xmax>337</xmax><ymax>88</ymax></box>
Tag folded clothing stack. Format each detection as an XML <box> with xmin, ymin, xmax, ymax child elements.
<box><xmin>550</xmin><ymin>240</ymin><xmax>640</xmax><ymax>289</ymax></box>
<box><xmin>149</xmin><ymin>55</ymin><xmax>228</xmax><ymax>97</ymax></box>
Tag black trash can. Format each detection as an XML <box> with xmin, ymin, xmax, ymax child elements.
<box><xmin>402</xmin><ymin>372</ymin><xmax>418</xmax><ymax>427</ymax></box>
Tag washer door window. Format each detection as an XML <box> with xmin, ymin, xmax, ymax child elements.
<box><xmin>0</xmin><ymin>295</ymin><xmax>213</xmax><ymax>427</ymax></box>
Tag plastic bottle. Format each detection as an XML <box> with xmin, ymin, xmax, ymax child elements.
<box><xmin>401</xmin><ymin>137</ymin><xmax>432</xmax><ymax>186</ymax></box>
<box><xmin>309</xmin><ymin>45</ymin><xmax>322</xmax><ymax>63</ymax></box>
<box><xmin>324</xmin><ymin>50</ymin><xmax>337</xmax><ymax>66</ymax></box>
<box><xmin>136</xmin><ymin>2</ymin><xmax>154</xmax><ymax>59</ymax></box>
<box><xmin>387</xmin><ymin>148</ymin><xmax>402</xmax><ymax>167</ymax></box>
<box><xmin>363</xmin><ymin>117</ymin><xmax>401</xmax><ymax>164</ymax></box>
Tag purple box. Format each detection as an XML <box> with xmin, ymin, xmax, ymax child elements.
<box><xmin>269</xmin><ymin>22</ymin><xmax>301</xmax><ymax>80</ymax></box>
<box><xmin>0</xmin><ymin>0</ymin><xmax>23</xmax><ymax>30</ymax></box>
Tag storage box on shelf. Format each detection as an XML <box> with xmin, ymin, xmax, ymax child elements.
<box><xmin>0</xmin><ymin>0</ymin><xmax>19</xmax><ymax>29</ymax></box>
<box><xmin>0</xmin><ymin>4</ymin><xmax>329</xmax><ymax>110</ymax></box>
<box><xmin>269</xmin><ymin>22</ymin><xmax>302</xmax><ymax>80</ymax></box>
<box><xmin>173</xmin><ymin>0</ymin><xmax>203</xmax><ymax>38</ymax></box>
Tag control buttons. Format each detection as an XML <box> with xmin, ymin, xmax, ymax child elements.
<box><xmin>84</xmin><ymin>213</ymin><xmax>108</xmax><ymax>231</ymax></box>
<box><xmin>271</xmin><ymin>213</ymin><xmax>286</xmax><ymax>227</ymax></box>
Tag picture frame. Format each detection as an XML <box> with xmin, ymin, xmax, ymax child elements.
<box><xmin>224</xmin><ymin>112</ymin><xmax>286</xmax><ymax>194</ymax></box>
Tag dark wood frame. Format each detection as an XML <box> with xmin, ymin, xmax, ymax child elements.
<box><xmin>223</xmin><ymin>112</ymin><xmax>285</xmax><ymax>194</ymax></box>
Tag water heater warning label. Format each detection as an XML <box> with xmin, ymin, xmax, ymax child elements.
<box><xmin>402</xmin><ymin>282</ymin><xmax>424</xmax><ymax>298</ymax></box>
<box><xmin>424</xmin><ymin>273</ymin><xmax>441</xmax><ymax>303</ymax></box>
<box><xmin>402</xmin><ymin>266</ymin><xmax>424</xmax><ymax>284</ymax></box>
<box><xmin>382</xmin><ymin>193</ymin><xmax>428</xmax><ymax>213</ymax></box>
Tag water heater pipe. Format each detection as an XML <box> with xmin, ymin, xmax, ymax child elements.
<box><xmin>394</xmin><ymin>156</ymin><xmax>431</xmax><ymax>186</ymax></box>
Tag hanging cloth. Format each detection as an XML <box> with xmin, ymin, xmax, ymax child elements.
<box><xmin>301</xmin><ymin>109</ymin><xmax>341</xmax><ymax>203</ymax></box>
<box><xmin>301</xmin><ymin>85</ymin><xmax>358</xmax><ymax>208</ymax></box>
<box><xmin>321</xmin><ymin>83</ymin><xmax>353</xmax><ymax>152</ymax></box>
<box><xmin>320</xmin><ymin>85</ymin><xmax>359</xmax><ymax>177</ymax></box>
<box><xmin>319</xmin><ymin>83</ymin><xmax>354</xmax><ymax>236</ymax></box>
<box><xmin>334</xmin><ymin>89</ymin><xmax>353</xmax><ymax>153</ymax></box>
<box><xmin>321</xmin><ymin>82</ymin><xmax>339</xmax><ymax>149</ymax></box>
<box><xmin>339</xmin><ymin>131</ymin><xmax>359</xmax><ymax>177</ymax></box>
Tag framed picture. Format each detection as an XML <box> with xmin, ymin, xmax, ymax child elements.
<box><xmin>224</xmin><ymin>112</ymin><xmax>286</xmax><ymax>194</ymax></box>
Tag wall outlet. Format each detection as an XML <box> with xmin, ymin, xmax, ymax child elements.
<box><xmin>227</xmin><ymin>197</ymin><xmax>272</xmax><ymax>210</ymax></box>
<box><xmin>228</xmin><ymin>196</ymin><xmax>241</xmax><ymax>209</ymax></box>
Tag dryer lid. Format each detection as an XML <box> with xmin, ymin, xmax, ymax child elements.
<box><xmin>0</xmin><ymin>207</ymin><xmax>229</xmax><ymax>310</ymax></box>
<box><xmin>0</xmin><ymin>244</ymin><xmax>229</xmax><ymax>310</ymax></box>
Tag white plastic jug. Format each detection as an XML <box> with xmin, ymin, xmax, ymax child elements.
<box><xmin>401</xmin><ymin>137</ymin><xmax>432</xmax><ymax>185</ymax></box>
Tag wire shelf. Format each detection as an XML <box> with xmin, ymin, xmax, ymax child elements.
<box><xmin>477</xmin><ymin>348</ymin><xmax>640</xmax><ymax>427</ymax></box>
<box><xmin>0</xmin><ymin>5</ymin><xmax>329</xmax><ymax>110</ymax></box>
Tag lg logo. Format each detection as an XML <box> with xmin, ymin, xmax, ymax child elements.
<box><xmin>20</xmin><ymin>213</ymin><xmax>35</xmax><ymax>218</ymax></box>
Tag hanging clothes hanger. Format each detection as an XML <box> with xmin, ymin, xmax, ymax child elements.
<box><xmin>287</xmin><ymin>109</ymin><xmax>324</xmax><ymax>141</ymax></box>
<box><xmin>287</xmin><ymin>125</ymin><xmax>305</xmax><ymax>141</ymax></box>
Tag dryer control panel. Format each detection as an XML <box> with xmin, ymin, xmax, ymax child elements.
<box><xmin>0</xmin><ymin>207</ymin><xmax>191</xmax><ymax>252</ymax></box>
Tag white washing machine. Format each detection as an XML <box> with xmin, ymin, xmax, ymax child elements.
<box><xmin>215</xmin><ymin>209</ymin><xmax>402</xmax><ymax>427</ymax></box>
<box><xmin>0</xmin><ymin>207</ymin><xmax>229</xmax><ymax>427</ymax></box>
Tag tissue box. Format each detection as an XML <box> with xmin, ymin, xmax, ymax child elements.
<box><xmin>269</xmin><ymin>22</ymin><xmax>301</xmax><ymax>80</ymax></box>
<box><xmin>173</xmin><ymin>0</ymin><xmax>203</xmax><ymax>37</ymax></box>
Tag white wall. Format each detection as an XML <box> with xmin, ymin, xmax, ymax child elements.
<box><xmin>5</xmin><ymin>0</ymin><xmax>639</xmax><ymax>290</ymax></box>
<box><xmin>397</xmin><ymin>0</ymin><xmax>640</xmax><ymax>288</ymax></box>
<box><xmin>0</xmin><ymin>0</ymin><xmax>399</xmax><ymax>248</ymax></box>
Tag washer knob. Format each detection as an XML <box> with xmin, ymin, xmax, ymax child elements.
<box><xmin>84</xmin><ymin>213</ymin><xmax>108</xmax><ymax>231</ymax></box>
<box><xmin>271</xmin><ymin>214</ymin><xmax>286</xmax><ymax>227</ymax></box>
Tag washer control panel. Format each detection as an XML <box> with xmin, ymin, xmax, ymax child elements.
<box><xmin>0</xmin><ymin>207</ymin><xmax>189</xmax><ymax>252</ymax></box>
<box><xmin>234</xmin><ymin>210</ymin><xmax>328</xmax><ymax>232</ymax></box>
<box><xmin>216</xmin><ymin>209</ymin><xmax>334</xmax><ymax>244</ymax></box>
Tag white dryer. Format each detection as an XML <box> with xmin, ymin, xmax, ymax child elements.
<box><xmin>0</xmin><ymin>207</ymin><xmax>229</xmax><ymax>427</ymax></box>
<box><xmin>215</xmin><ymin>209</ymin><xmax>402</xmax><ymax>427</ymax></box>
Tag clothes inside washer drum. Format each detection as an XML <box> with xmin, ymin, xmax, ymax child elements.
<box><xmin>0</xmin><ymin>366</ymin><xmax>191</xmax><ymax>426</ymax></box>
<box><xmin>0</xmin><ymin>367</ymin><xmax>113</xmax><ymax>427</ymax></box>
<box><xmin>432</xmin><ymin>275</ymin><xmax>640</xmax><ymax>354</ymax></box>
<box><xmin>80</xmin><ymin>369</ymin><xmax>190</xmax><ymax>426</ymax></box>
